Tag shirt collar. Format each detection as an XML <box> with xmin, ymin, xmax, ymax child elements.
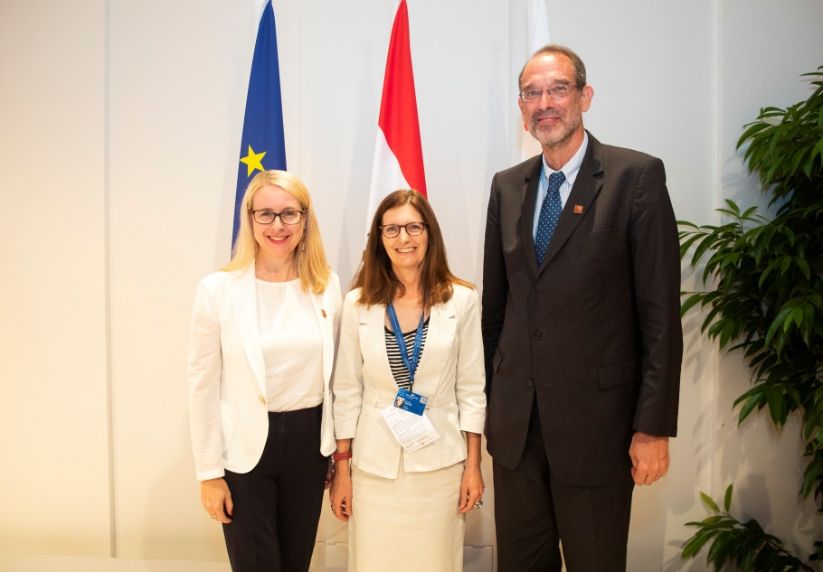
<box><xmin>541</xmin><ymin>131</ymin><xmax>589</xmax><ymax>183</ymax></box>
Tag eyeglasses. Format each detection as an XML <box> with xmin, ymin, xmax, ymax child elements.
<box><xmin>519</xmin><ymin>84</ymin><xmax>578</xmax><ymax>102</ymax></box>
<box><xmin>251</xmin><ymin>208</ymin><xmax>305</xmax><ymax>225</ymax></box>
<box><xmin>379</xmin><ymin>222</ymin><xmax>427</xmax><ymax>238</ymax></box>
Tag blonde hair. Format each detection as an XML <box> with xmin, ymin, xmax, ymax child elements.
<box><xmin>223</xmin><ymin>170</ymin><xmax>330</xmax><ymax>294</ymax></box>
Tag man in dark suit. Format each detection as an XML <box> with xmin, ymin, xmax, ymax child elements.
<box><xmin>482</xmin><ymin>45</ymin><xmax>682</xmax><ymax>571</ymax></box>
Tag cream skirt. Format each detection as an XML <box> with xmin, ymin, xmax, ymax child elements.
<box><xmin>349</xmin><ymin>462</ymin><xmax>465</xmax><ymax>572</ymax></box>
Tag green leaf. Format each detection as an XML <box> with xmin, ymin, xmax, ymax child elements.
<box><xmin>679</xmin><ymin>232</ymin><xmax>704</xmax><ymax>260</ymax></box>
<box><xmin>738</xmin><ymin>121</ymin><xmax>771</xmax><ymax>146</ymax></box>
<box><xmin>741</xmin><ymin>205</ymin><xmax>759</xmax><ymax>219</ymax></box>
<box><xmin>724</xmin><ymin>198</ymin><xmax>741</xmax><ymax>215</ymax></box>
<box><xmin>738</xmin><ymin>394</ymin><xmax>763</xmax><ymax>425</ymax></box>
<box><xmin>700</xmin><ymin>491</ymin><xmax>721</xmax><ymax>513</ymax></box>
<box><xmin>692</xmin><ymin>233</ymin><xmax>720</xmax><ymax>268</ymax></box>
<box><xmin>794</xmin><ymin>256</ymin><xmax>811</xmax><ymax>279</ymax></box>
<box><xmin>766</xmin><ymin>387</ymin><xmax>787</xmax><ymax>425</ymax></box>
<box><xmin>764</xmin><ymin>304</ymin><xmax>795</xmax><ymax>349</ymax></box>
<box><xmin>680</xmin><ymin>293</ymin><xmax>705</xmax><ymax>317</ymax></box>
<box><xmin>707</xmin><ymin>533</ymin><xmax>734</xmax><ymax>569</ymax></box>
<box><xmin>682</xmin><ymin>530</ymin><xmax>715</xmax><ymax>559</ymax></box>
<box><xmin>723</xmin><ymin>484</ymin><xmax>733</xmax><ymax>512</ymax></box>
<box><xmin>813</xmin><ymin>138</ymin><xmax>823</xmax><ymax>162</ymax></box>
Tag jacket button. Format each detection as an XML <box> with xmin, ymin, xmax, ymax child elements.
<box><xmin>259</xmin><ymin>395</ymin><xmax>266</xmax><ymax>406</ymax></box>
<box><xmin>527</xmin><ymin>378</ymin><xmax>534</xmax><ymax>388</ymax></box>
<box><xmin>532</xmin><ymin>330</ymin><xmax>543</xmax><ymax>341</ymax></box>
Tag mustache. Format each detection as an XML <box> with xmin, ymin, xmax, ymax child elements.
<box><xmin>531</xmin><ymin>109</ymin><xmax>562</xmax><ymax>121</ymax></box>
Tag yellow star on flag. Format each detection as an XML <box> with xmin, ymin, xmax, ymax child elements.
<box><xmin>239</xmin><ymin>145</ymin><xmax>267</xmax><ymax>177</ymax></box>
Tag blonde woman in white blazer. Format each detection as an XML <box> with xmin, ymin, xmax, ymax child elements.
<box><xmin>330</xmin><ymin>190</ymin><xmax>486</xmax><ymax>572</ymax></box>
<box><xmin>188</xmin><ymin>170</ymin><xmax>341</xmax><ymax>572</ymax></box>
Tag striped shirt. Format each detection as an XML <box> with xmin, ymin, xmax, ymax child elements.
<box><xmin>385</xmin><ymin>318</ymin><xmax>430</xmax><ymax>391</ymax></box>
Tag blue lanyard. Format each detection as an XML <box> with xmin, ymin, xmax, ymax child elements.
<box><xmin>386</xmin><ymin>303</ymin><xmax>425</xmax><ymax>386</ymax></box>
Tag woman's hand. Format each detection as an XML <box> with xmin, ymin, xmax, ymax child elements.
<box><xmin>200</xmin><ymin>477</ymin><xmax>233</xmax><ymax>524</ymax></box>
<box><xmin>458</xmin><ymin>463</ymin><xmax>485</xmax><ymax>513</ymax></box>
<box><xmin>329</xmin><ymin>461</ymin><xmax>353</xmax><ymax>522</ymax></box>
<box><xmin>458</xmin><ymin>432</ymin><xmax>484</xmax><ymax>513</ymax></box>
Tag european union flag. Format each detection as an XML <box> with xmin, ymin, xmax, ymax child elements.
<box><xmin>233</xmin><ymin>0</ymin><xmax>286</xmax><ymax>245</ymax></box>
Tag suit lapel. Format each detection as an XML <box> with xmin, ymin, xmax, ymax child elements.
<box><xmin>410</xmin><ymin>298</ymin><xmax>456</xmax><ymax>397</ymax></box>
<box><xmin>363</xmin><ymin>303</ymin><xmax>395</xmax><ymax>391</ymax></box>
<box><xmin>537</xmin><ymin>135</ymin><xmax>604</xmax><ymax>273</ymax></box>
<box><xmin>519</xmin><ymin>157</ymin><xmax>544</xmax><ymax>276</ymax></box>
<box><xmin>229</xmin><ymin>265</ymin><xmax>267</xmax><ymax>394</ymax></box>
<box><xmin>309</xmin><ymin>288</ymin><xmax>334</xmax><ymax>383</ymax></box>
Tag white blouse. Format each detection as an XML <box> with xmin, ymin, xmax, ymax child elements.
<box><xmin>256</xmin><ymin>278</ymin><xmax>324</xmax><ymax>412</ymax></box>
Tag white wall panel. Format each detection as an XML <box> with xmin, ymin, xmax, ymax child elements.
<box><xmin>106</xmin><ymin>0</ymin><xmax>253</xmax><ymax>560</ymax></box>
<box><xmin>0</xmin><ymin>0</ymin><xmax>110</xmax><ymax>557</ymax></box>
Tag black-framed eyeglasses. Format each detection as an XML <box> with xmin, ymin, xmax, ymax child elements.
<box><xmin>251</xmin><ymin>208</ymin><xmax>305</xmax><ymax>225</ymax></box>
<box><xmin>519</xmin><ymin>83</ymin><xmax>578</xmax><ymax>102</ymax></box>
<box><xmin>379</xmin><ymin>222</ymin><xmax>427</xmax><ymax>238</ymax></box>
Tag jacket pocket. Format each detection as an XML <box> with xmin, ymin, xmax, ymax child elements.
<box><xmin>597</xmin><ymin>359</ymin><xmax>637</xmax><ymax>390</ymax></box>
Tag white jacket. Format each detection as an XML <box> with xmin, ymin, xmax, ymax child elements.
<box><xmin>188</xmin><ymin>265</ymin><xmax>342</xmax><ymax>481</ymax></box>
<box><xmin>332</xmin><ymin>284</ymin><xmax>486</xmax><ymax>479</ymax></box>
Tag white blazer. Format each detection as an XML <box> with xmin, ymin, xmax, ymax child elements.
<box><xmin>332</xmin><ymin>284</ymin><xmax>486</xmax><ymax>479</ymax></box>
<box><xmin>188</xmin><ymin>265</ymin><xmax>342</xmax><ymax>481</ymax></box>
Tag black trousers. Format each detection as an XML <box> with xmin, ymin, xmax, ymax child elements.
<box><xmin>222</xmin><ymin>406</ymin><xmax>327</xmax><ymax>572</ymax></box>
<box><xmin>493</xmin><ymin>400</ymin><xmax>634</xmax><ymax>572</ymax></box>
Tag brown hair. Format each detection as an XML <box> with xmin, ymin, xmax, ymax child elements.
<box><xmin>353</xmin><ymin>190</ymin><xmax>472</xmax><ymax>307</ymax></box>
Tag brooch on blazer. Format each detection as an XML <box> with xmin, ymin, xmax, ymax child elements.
<box><xmin>321</xmin><ymin>309</ymin><xmax>327</xmax><ymax>318</ymax></box>
<box><xmin>573</xmin><ymin>204</ymin><xmax>584</xmax><ymax>215</ymax></box>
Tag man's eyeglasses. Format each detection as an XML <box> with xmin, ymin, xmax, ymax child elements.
<box><xmin>519</xmin><ymin>84</ymin><xmax>578</xmax><ymax>102</ymax></box>
<box><xmin>251</xmin><ymin>208</ymin><xmax>305</xmax><ymax>225</ymax></box>
<box><xmin>380</xmin><ymin>222</ymin><xmax>427</xmax><ymax>238</ymax></box>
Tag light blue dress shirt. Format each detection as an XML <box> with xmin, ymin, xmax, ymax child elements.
<box><xmin>532</xmin><ymin>132</ymin><xmax>589</xmax><ymax>239</ymax></box>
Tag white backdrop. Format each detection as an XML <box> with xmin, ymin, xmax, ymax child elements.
<box><xmin>2</xmin><ymin>0</ymin><xmax>822</xmax><ymax>570</ymax></box>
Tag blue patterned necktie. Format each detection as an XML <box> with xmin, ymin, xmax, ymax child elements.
<box><xmin>534</xmin><ymin>170</ymin><xmax>566</xmax><ymax>266</ymax></box>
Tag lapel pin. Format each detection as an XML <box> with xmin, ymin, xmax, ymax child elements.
<box><xmin>573</xmin><ymin>204</ymin><xmax>584</xmax><ymax>215</ymax></box>
<box><xmin>321</xmin><ymin>309</ymin><xmax>327</xmax><ymax>318</ymax></box>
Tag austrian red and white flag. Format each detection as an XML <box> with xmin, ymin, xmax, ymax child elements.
<box><xmin>366</xmin><ymin>0</ymin><xmax>427</xmax><ymax>229</ymax></box>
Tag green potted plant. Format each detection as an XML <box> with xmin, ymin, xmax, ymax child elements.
<box><xmin>678</xmin><ymin>65</ymin><xmax>823</xmax><ymax>570</ymax></box>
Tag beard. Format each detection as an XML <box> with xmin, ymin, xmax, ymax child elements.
<box><xmin>527</xmin><ymin>108</ymin><xmax>582</xmax><ymax>149</ymax></box>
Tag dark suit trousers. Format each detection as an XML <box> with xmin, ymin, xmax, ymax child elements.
<box><xmin>493</xmin><ymin>400</ymin><xmax>634</xmax><ymax>572</ymax></box>
<box><xmin>222</xmin><ymin>406</ymin><xmax>327</xmax><ymax>572</ymax></box>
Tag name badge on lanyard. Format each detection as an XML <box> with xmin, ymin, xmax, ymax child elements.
<box><xmin>380</xmin><ymin>303</ymin><xmax>440</xmax><ymax>452</ymax></box>
<box><xmin>386</xmin><ymin>303</ymin><xmax>428</xmax><ymax>415</ymax></box>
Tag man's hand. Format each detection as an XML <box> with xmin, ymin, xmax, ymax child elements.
<box><xmin>629</xmin><ymin>432</ymin><xmax>669</xmax><ymax>486</ymax></box>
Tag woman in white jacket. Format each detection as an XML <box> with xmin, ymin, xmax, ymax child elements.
<box><xmin>330</xmin><ymin>190</ymin><xmax>487</xmax><ymax>571</ymax></box>
<box><xmin>188</xmin><ymin>170</ymin><xmax>341</xmax><ymax>572</ymax></box>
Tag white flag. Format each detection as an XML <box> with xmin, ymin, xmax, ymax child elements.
<box><xmin>520</xmin><ymin>0</ymin><xmax>552</xmax><ymax>159</ymax></box>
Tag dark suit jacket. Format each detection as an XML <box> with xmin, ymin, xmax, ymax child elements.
<box><xmin>481</xmin><ymin>133</ymin><xmax>682</xmax><ymax>486</ymax></box>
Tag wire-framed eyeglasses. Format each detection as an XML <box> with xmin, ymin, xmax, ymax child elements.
<box><xmin>519</xmin><ymin>83</ymin><xmax>578</xmax><ymax>102</ymax></box>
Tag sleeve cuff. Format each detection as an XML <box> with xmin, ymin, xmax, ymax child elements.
<box><xmin>196</xmin><ymin>468</ymin><xmax>225</xmax><ymax>481</ymax></box>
